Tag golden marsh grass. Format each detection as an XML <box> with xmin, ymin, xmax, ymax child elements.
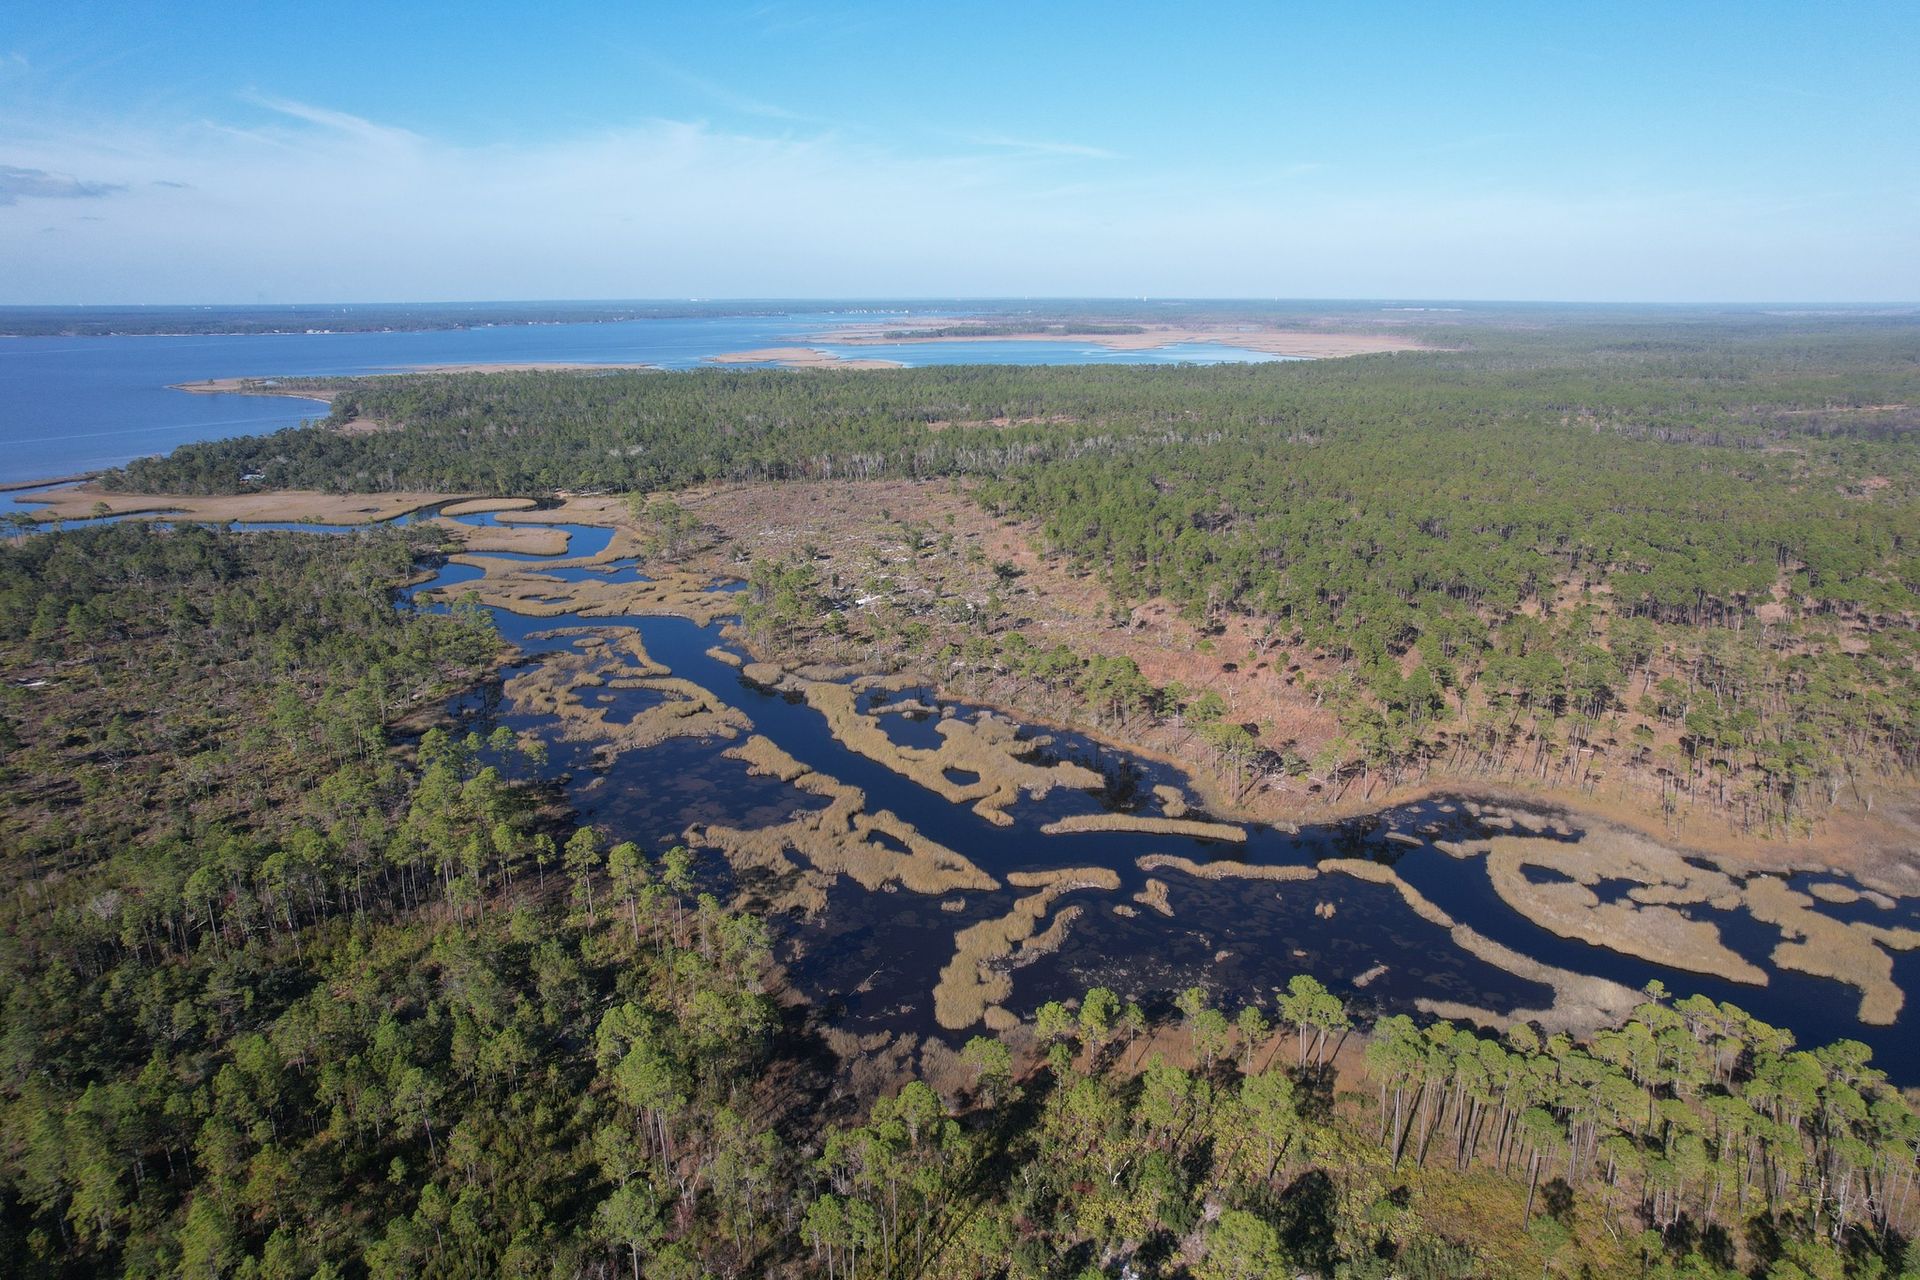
<box><xmin>1041</xmin><ymin>813</ymin><xmax>1245</xmax><ymax>842</ymax></box>
<box><xmin>1483</xmin><ymin>835</ymin><xmax>1764</xmax><ymax>983</ymax></box>
<box><xmin>931</xmin><ymin>868</ymin><xmax>1121</xmax><ymax>1030</ymax></box>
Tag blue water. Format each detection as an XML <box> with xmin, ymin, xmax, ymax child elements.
<box><xmin>0</xmin><ymin>311</ymin><xmax>1290</xmax><ymax>485</ymax></box>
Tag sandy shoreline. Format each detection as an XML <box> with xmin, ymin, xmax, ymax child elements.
<box><xmin>172</xmin><ymin>361</ymin><xmax>659</xmax><ymax>399</ymax></box>
<box><xmin>707</xmin><ymin>346</ymin><xmax>905</xmax><ymax>370</ymax></box>
<box><xmin>816</xmin><ymin>322</ymin><xmax>1428</xmax><ymax>359</ymax></box>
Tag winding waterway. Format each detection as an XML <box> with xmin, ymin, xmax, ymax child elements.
<box><xmin>375</xmin><ymin>513</ymin><xmax>1920</xmax><ymax>1079</ymax></box>
<box><xmin>16</xmin><ymin>496</ymin><xmax>1918</xmax><ymax>1078</ymax></box>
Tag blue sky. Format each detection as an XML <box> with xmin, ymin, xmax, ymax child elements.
<box><xmin>2</xmin><ymin>1</ymin><xmax>1915</xmax><ymax>302</ymax></box>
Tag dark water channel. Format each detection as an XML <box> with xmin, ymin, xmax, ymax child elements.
<box><xmin>384</xmin><ymin>520</ymin><xmax>1920</xmax><ymax>1078</ymax></box>
<box><xmin>36</xmin><ymin>499</ymin><xmax>1909</xmax><ymax>1076</ymax></box>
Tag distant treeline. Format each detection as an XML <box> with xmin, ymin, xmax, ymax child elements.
<box><xmin>0</xmin><ymin>300</ymin><xmax>852</xmax><ymax>337</ymax></box>
<box><xmin>16</xmin><ymin>298</ymin><xmax>1897</xmax><ymax>338</ymax></box>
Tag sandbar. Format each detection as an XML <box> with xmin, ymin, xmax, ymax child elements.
<box><xmin>707</xmin><ymin>347</ymin><xmax>906</xmax><ymax>370</ymax></box>
<box><xmin>817</xmin><ymin>323</ymin><xmax>1426</xmax><ymax>359</ymax></box>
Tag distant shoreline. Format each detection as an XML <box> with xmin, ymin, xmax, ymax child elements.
<box><xmin>819</xmin><ymin>322</ymin><xmax>1429</xmax><ymax>358</ymax></box>
<box><xmin>170</xmin><ymin>361</ymin><xmax>662</xmax><ymax>398</ymax></box>
<box><xmin>706</xmin><ymin>347</ymin><xmax>905</xmax><ymax>370</ymax></box>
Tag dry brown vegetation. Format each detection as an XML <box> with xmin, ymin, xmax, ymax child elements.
<box><xmin>412</xmin><ymin>487</ymin><xmax>1920</xmax><ymax>1040</ymax></box>
<box><xmin>430</xmin><ymin>561</ymin><xmax>742</xmax><ymax>626</ymax></box>
<box><xmin>502</xmin><ymin>630</ymin><xmax>750</xmax><ymax>753</ymax></box>
<box><xmin>1152</xmin><ymin>784</ymin><xmax>1190</xmax><ymax>817</ymax></box>
<box><xmin>18</xmin><ymin>484</ymin><xmax>449</xmax><ymax>524</ymax></box>
<box><xmin>442</xmin><ymin>523</ymin><xmax>571</xmax><ymax>556</ymax></box>
<box><xmin>1124</xmin><ymin>845</ymin><xmax>1646</xmax><ymax>1031</ymax></box>
<box><xmin>1040</xmin><ymin>813</ymin><xmax>1245</xmax><ymax>842</ymax></box>
<box><xmin>634</xmin><ymin>478</ymin><xmax>1353</xmax><ymax>818</ymax></box>
<box><xmin>1135</xmin><ymin>853</ymin><xmax>1318</xmax><ymax>883</ymax></box>
<box><xmin>1482</xmin><ymin>833</ymin><xmax>1764</xmax><ymax>983</ymax></box>
<box><xmin>1744</xmin><ymin>877</ymin><xmax>1920</xmax><ymax>1024</ymax></box>
<box><xmin>630</xmin><ymin>477</ymin><xmax>1920</xmax><ymax>888</ymax></box>
<box><xmin>695</xmin><ymin>735</ymin><xmax>997</xmax><ymax>903</ymax></box>
<box><xmin>1422</xmin><ymin>925</ymin><xmax>1645</xmax><ymax>1034</ymax></box>
<box><xmin>1319</xmin><ymin>859</ymin><xmax>1457</xmax><ymax>928</ymax></box>
<box><xmin>767</xmin><ymin>671</ymin><xmax>1105</xmax><ymax>825</ymax></box>
<box><xmin>1803</xmin><ymin>881</ymin><xmax>1897</xmax><ymax>909</ymax></box>
<box><xmin>1133</xmin><ymin>878</ymin><xmax>1174</xmax><ymax>917</ymax></box>
<box><xmin>86</xmin><ymin>476</ymin><xmax>1902</xmax><ymax>1045</ymax></box>
<box><xmin>439</xmin><ymin>497</ymin><xmax>538</xmax><ymax>516</ymax></box>
<box><xmin>931</xmin><ymin>867</ymin><xmax>1122</xmax><ymax>1030</ymax></box>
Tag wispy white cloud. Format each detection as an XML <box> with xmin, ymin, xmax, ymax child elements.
<box><xmin>241</xmin><ymin>92</ymin><xmax>424</xmax><ymax>148</ymax></box>
<box><xmin>0</xmin><ymin>164</ymin><xmax>124</xmax><ymax>205</ymax></box>
<box><xmin>1</xmin><ymin>96</ymin><xmax>1913</xmax><ymax>303</ymax></box>
<box><xmin>637</xmin><ymin>59</ymin><xmax>816</xmax><ymax>124</ymax></box>
<box><xmin>959</xmin><ymin>133</ymin><xmax>1122</xmax><ymax>161</ymax></box>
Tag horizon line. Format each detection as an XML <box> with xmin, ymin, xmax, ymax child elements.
<box><xmin>3</xmin><ymin>296</ymin><xmax>1918</xmax><ymax>310</ymax></box>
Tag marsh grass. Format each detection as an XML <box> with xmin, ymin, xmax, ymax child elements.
<box><xmin>1021</xmin><ymin>904</ymin><xmax>1085</xmax><ymax>961</ymax></box>
<box><xmin>1804</xmin><ymin>881</ymin><xmax>1895</xmax><ymax>909</ymax></box>
<box><xmin>1319</xmin><ymin>858</ymin><xmax>1456</xmax><ymax>928</ymax></box>
<box><xmin>503</xmin><ymin>633</ymin><xmax>749</xmax><ymax>751</ymax></box>
<box><xmin>931</xmin><ymin>868</ymin><xmax>1121</xmax><ymax>1030</ymax></box>
<box><xmin>1482</xmin><ymin>835</ymin><xmax>1765</xmax><ymax>983</ymax></box>
<box><xmin>1136</xmin><ymin>852</ymin><xmax>1317</xmax><ymax>882</ymax></box>
<box><xmin>1424</xmin><ymin>926</ymin><xmax>1643</xmax><ymax>1033</ymax></box>
<box><xmin>1745</xmin><ymin>876</ymin><xmax>1920</xmax><ymax>1024</ymax></box>
<box><xmin>438</xmin><ymin>497</ymin><xmax>539</xmax><ymax>517</ymax></box>
<box><xmin>433</xmin><ymin>565</ymin><xmax>741</xmax><ymax>625</ymax></box>
<box><xmin>697</xmin><ymin>736</ymin><xmax>998</xmax><ymax>898</ymax></box>
<box><xmin>1133</xmin><ymin>878</ymin><xmax>1174</xmax><ymax>917</ymax></box>
<box><xmin>439</xmin><ymin>522</ymin><xmax>572</xmax><ymax>556</ymax></box>
<box><xmin>1041</xmin><ymin>813</ymin><xmax>1246</xmax><ymax>842</ymax></box>
<box><xmin>785</xmin><ymin>675</ymin><xmax>1104</xmax><ymax>824</ymax></box>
